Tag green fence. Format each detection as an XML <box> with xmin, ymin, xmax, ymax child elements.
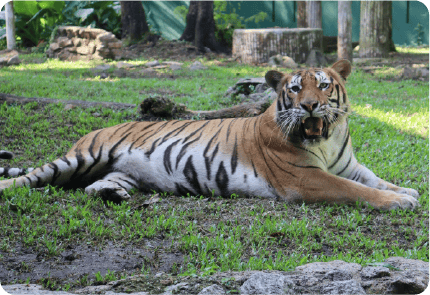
<box><xmin>143</xmin><ymin>1</ymin><xmax>429</xmax><ymax>46</ymax></box>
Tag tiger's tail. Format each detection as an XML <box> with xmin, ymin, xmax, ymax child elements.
<box><xmin>0</xmin><ymin>150</ymin><xmax>35</xmax><ymax>178</ymax></box>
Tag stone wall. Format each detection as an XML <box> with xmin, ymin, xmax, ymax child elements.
<box><xmin>45</xmin><ymin>26</ymin><xmax>122</xmax><ymax>61</ymax></box>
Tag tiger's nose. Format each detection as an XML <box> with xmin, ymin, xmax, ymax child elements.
<box><xmin>300</xmin><ymin>102</ymin><xmax>319</xmax><ymax>113</ymax></box>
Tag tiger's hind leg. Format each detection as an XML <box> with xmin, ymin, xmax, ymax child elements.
<box><xmin>84</xmin><ymin>172</ymin><xmax>138</xmax><ymax>202</ymax></box>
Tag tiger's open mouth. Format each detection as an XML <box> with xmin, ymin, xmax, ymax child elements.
<box><xmin>300</xmin><ymin>117</ymin><xmax>328</xmax><ymax>140</ymax></box>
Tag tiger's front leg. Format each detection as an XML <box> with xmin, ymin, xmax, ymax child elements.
<box><xmin>344</xmin><ymin>163</ymin><xmax>419</xmax><ymax>198</ymax></box>
<box><xmin>297</xmin><ymin>168</ymin><xmax>419</xmax><ymax>210</ymax></box>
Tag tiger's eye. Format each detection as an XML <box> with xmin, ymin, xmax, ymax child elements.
<box><xmin>319</xmin><ymin>83</ymin><xmax>328</xmax><ymax>89</ymax></box>
<box><xmin>291</xmin><ymin>86</ymin><xmax>300</xmax><ymax>92</ymax></box>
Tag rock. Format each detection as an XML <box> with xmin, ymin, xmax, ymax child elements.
<box><xmin>323</xmin><ymin>269</ymin><xmax>353</xmax><ymax>281</ymax></box>
<box><xmin>305</xmin><ymin>48</ymin><xmax>328</xmax><ymax>67</ymax></box>
<box><xmin>47</xmin><ymin>26</ymin><xmax>123</xmax><ymax>61</ymax></box>
<box><xmin>145</xmin><ymin>60</ymin><xmax>160</xmax><ymax>67</ymax></box>
<box><xmin>402</xmin><ymin>66</ymin><xmax>430</xmax><ymax>80</ymax></box>
<box><xmin>64</xmin><ymin>104</ymin><xmax>76</xmax><ymax>111</ymax></box>
<box><xmin>2</xmin><ymin>284</ymin><xmax>74</xmax><ymax>294</ymax></box>
<box><xmin>170</xmin><ymin>64</ymin><xmax>182</xmax><ymax>71</ymax></box>
<box><xmin>0</xmin><ymin>49</ymin><xmax>20</xmax><ymax>66</ymax></box>
<box><xmin>320</xmin><ymin>279</ymin><xmax>366</xmax><ymax>294</ymax></box>
<box><xmin>198</xmin><ymin>284</ymin><xmax>225</xmax><ymax>294</ymax></box>
<box><xmin>360</xmin><ymin>266</ymin><xmax>390</xmax><ymax>279</ymax></box>
<box><xmin>268</xmin><ymin>55</ymin><xmax>297</xmax><ymax>68</ymax></box>
<box><xmin>240</xmin><ymin>272</ymin><xmax>294</xmax><ymax>294</ymax></box>
<box><xmin>165</xmin><ymin>282</ymin><xmax>189</xmax><ymax>293</ymax></box>
<box><xmin>385</xmin><ymin>257</ymin><xmax>429</xmax><ymax>274</ymax></box>
<box><xmin>116</xmin><ymin>62</ymin><xmax>135</xmax><ymax>69</ymax></box>
<box><xmin>94</xmin><ymin>64</ymin><xmax>111</xmax><ymax>71</ymax></box>
<box><xmin>189</xmin><ymin>61</ymin><xmax>207</xmax><ymax>70</ymax></box>
<box><xmin>388</xmin><ymin>269</ymin><xmax>428</xmax><ymax>294</ymax></box>
<box><xmin>7</xmin><ymin>55</ymin><xmax>20</xmax><ymax>66</ymax></box>
<box><xmin>296</xmin><ymin>260</ymin><xmax>362</xmax><ymax>275</ymax></box>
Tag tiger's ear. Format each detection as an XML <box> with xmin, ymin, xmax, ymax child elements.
<box><xmin>265</xmin><ymin>70</ymin><xmax>284</xmax><ymax>90</ymax></box>
<box><xmin>331</xmin><ymin>59</ymin><xmax>351</xmax><ymax>80</ymax></box>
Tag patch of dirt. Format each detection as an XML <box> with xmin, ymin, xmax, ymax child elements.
<box><xmin>122</xmin><ymin>39</ymin><xmax>229</xmax><ymax>62</ymax></box>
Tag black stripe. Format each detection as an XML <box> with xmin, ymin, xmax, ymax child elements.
<box><xmin>164</xmin><ymin>139</ymin><xmax>181</xmax><ymax>175</ymax></box>
<box><xmin>183</xmin><ymin>121</ymin><xmax>210</xmax><ymax>144</ymax></box>
<box><xmin>36</xmin><ymin>175</ymin><xmax>42</xmax><ymax>187</ymax></box>
<box><xmin>351</xmin><ymin>170</ymin><xmax>360</xmax><ymax>182</ymax></box>
<box><xmin>203</xmin><ymin>129</ymin><xmax>221</xmax><ymax>180</ymax></box>
<box><xmin>335</xmin><ymin>84</ymin><xmax>340</xmax><ymax>108</ymax></box>
<box><xmin>277</xmin><ymin>98</ymin><xmax>283</xmax><ymax>111</ymax></box>
<box><xmin>336</xmin><ymin>156</ymin><xmax>352</xmax><ymax>176</ymax></box>
<box><xmin>88</xmin><ymin>130</ymin><xmax>103</xmax><ymax>159</ymax></box>
<box><xmin>175</xmin><ymin>182</ymin><xmax>193</xmax><ymax>196</ymax></box>
<box><xmin>108</xmin><ymin>180</ymin><xmax>127</xmax><ymax>190</ymax></box>
<box><xmin>183</xmin><ymin>155</ymin><xmax>203</xmax><ymax>195</ymax></box>
<box><xmin>24</xmin><ymin>176</ymin><xmax>32</xmax><ymax>184</ymax></box>
<box><xmin>231</xmin><ymin>136</ymin><xmax>238</xmax><ymax>174</ymax></box>
<box><xmin>70</xmin><ymin>149</ymin><xmax>85</xmax><ymax>180</ymax></box>
<box><xmin>61</xmin><ymin>156</ymin><xmax>71</xmax><ymax>166</ymax></box>
<box><xmin>295</xmin><ymin>146</ymin><xmax>325</xmax><ymax>166</ymax></box>
<box><xmin>226</xmin><ymin>119</ymin><xmax>236</xmax><ymax>142</ymax></box>
<box><xmin>318</xmin><ymin>148</ymin><xmax>328</xmax><ymax>165</ymax></box>
<box><xmin>107</xmin><ymin>133</ymin><xmax>132</xmax><ymax>167</ymax></box>
<box><xmin>176</xmin><ymin>132</ymin><xmax>203</xmax><ymax>169</ymax></box>
<box><xmin>251</xmin><ymin>160</ymin><xmax>258</xmax><ymax>178</ymax></box>
<box><xmin>269</xmin><ymin>152</ymin><xmax>297</xmax><ymax>177</ymax></box>
<box><xmin>145</xmin><ymin>138</ymin><xmax>161</xmax><ymax>158</ymax></box>
<box><xmin>128</xmin><ymin>122</ymin><xmax>158</xmax><ymax>151</ymax></box>
<box><xmin>215</xmin><ymin>161</ymin><xmax>229</xmax><ymax>197</ymax></box>
<box><xmin>108</xmin><ymin>123</ymin><xmax>131</xmax><ymax>140</ymax></box>
<box><xmin>160</xmin><ymin>122</ymin><xmax>193</xmax><ymax>145</ymax></box>
<box><xmin>284</xmin><ymin>93</ymin><xmax>292</xmax><ymax>110</ymax></box>
<box><xmin>136</xmin><ymin>122</ymin><xmax>169</xmax><ymax>148</ymax></box>
<box><xmin>48</xmin><ymin>162</ymin><xmax>60</xmax><ymax>185</ymax></box>
<box><xmin>117</xmin><ymin>177</ymin><xmax>136</xmax><ymax>188</ymax></box>
<box><xmin>2</xmin><ymin>167</ymin><xmax>9</xmax><ymax>177</ymax></box>
<box><xmin>81</xmin><ymin>144</ymin><xmax>104</xmax><ymax>177</ymax></box>
<box><xmin>328</xmin><ymin>130</ymin><xmax>350</xmax><ymax>170</ymax></box>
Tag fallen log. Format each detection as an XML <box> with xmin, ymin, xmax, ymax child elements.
<box><xmin>0</xmin><ymin>93</ymin><xmax>136</xmax><ymax>110</ymax></box>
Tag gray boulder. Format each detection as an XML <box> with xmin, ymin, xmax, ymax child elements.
<box><xmin>198</xmin><ymin>284</ymin><xmax>225</xmax><ymax>294</ymax></box>
<box><xmin>240</xmin><ymin>272</ymin><xmax>294</xmax><ymax>294</ymax></box>
<box><xmin>321</xmin><ymin>279</ymin><xmax>366</xmax><ymax>294</ymax></box>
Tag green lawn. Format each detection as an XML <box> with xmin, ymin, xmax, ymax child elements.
<box><xmin>0</xmin><ymin>51</ymin><xmax>428</xmax><ymax>290</ymax></box>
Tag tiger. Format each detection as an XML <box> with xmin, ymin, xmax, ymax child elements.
<box><xmin>0</xmin><ymin>60</ymin><xmax>419</xmax><ymax>210</ymax></box>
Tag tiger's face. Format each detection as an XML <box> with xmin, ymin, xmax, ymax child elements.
<box><xmin>266</xmin><ymin>60</ymin><xmax>352</xmax><ymax>146</ymax></box>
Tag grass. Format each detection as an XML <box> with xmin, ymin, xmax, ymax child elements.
<box><xmin>0</xmin><ymin>50</ymin><xmax>428</xmax><ymax>290</ymax></box>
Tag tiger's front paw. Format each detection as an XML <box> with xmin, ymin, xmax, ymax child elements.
<box><xmin>379</xmin><ymin>192</ymin><xmax>420</xmax><ymax>211</ymax></box>
<box><xmin>396</xmin><ymin>187</ymin><xmax>419</xmax><ymax>199</ymax></box>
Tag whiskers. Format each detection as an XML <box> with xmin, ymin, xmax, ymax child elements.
<box><xmin>321</xmin><ymin>105</ymin><xmax>349</xmax><ymax>127</ymax></box>
<box><xmin>277</xmin><ymin>109</ymin><xmax>301</xmax><ymax>140</ymax></box>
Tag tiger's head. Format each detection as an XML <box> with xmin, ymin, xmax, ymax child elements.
<box><xmin>265</xmin><ymin>60</ymin><xmax>351</xmax><ymax>146</ymax></box>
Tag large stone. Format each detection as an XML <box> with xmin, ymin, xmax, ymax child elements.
<box><xmin>7</xmin><ymin>55</ymin><xmax>20</xmax><ymax>66</ymax></box>
<box><xmin>360</xmin><ymin>266</ymin><xmax>390</xmax><ymax>279</ymax></box>
<box><xmin>268</xmin><ymin>55</ymin><xmax>297</xmax><ymax>68</ymax></box>
<box><xmin>240</xmin><ymin>272</ymin><xmax>294</xmax><ymax>294</ymax></box>
<box><xmin>320</xmin><ymin>279</ymin><xmax>366</xmax><ymax>294</ymax></box>
<box><xmin>189</xmin><ymin>61</ymin><xmax>207</xmax><ymax>70</ymax></box>
<box><xmin>198</xmin><ymin>284</ymin><xmax>225</xmax><ymax>294</ymax></box>
<box><xmin>296</xmin><ymin>260</ymin><xmax>362</xmax><ymax>275</ymax></box>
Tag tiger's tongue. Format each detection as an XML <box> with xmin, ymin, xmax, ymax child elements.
<box><xmin>302</xmin><ymin>117</ymin><xmax>323</xmax><ymax>136</ymax></box>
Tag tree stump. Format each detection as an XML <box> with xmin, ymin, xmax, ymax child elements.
<box><xmin>232</xmin><ymin>28</ymin><xmax>323</xmax><ymax>64</ymax></box>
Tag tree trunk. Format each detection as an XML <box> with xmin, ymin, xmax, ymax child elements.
<box><xmin>120</xmin><ymin>1</ymin><xmax>149</xmax><ymax>41</ymax></box>
<box><xmin>179</xmin><ymin>1</ymin><xmax>222</xmax><ymax>53</ymax></box>
<box><xmin>306</xmin><ymin>1</ymin><xmax>322</xmax><ymax>29</ymax></box>
<box><xmin>296</xmin><ymin>1</ymin><xmax>307</xmax><ymax>28</ymax></box>
<box><xmin>179</xmin><ymin>1</ymin><xmax>199</xmax><ymax>42</ymax></box>
<box><xmin>337</xmin><ymin>1</ymin><xmax>352</xmax><ymax>63</ymax></box>
<box><xmin>359</xmin><ymin>1</ymin><xmax>390</xmax><ymax>58</ymax></box>
<box><xmin>5</xmin><ymin>2</ymin><xmax>16</xmax><ymax>50</ymax></box>
<box><xmin>385</xmin><ymin>1</ymin><xmax>396</xmax><ymax>52</ymax></box>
